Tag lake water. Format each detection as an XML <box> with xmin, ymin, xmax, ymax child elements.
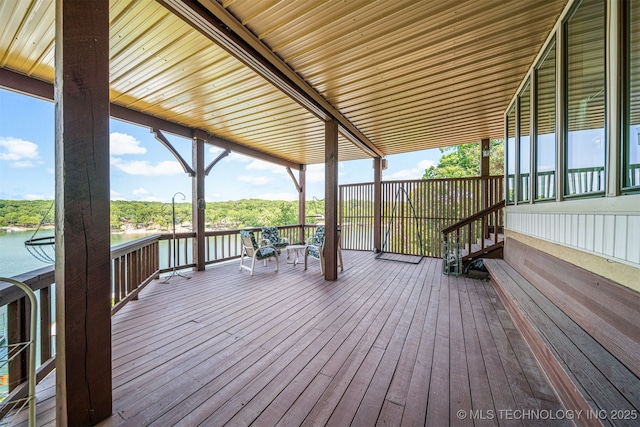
<box><xmin>0</xmin><ymin>230</ymin><xmax>151</xmax><ymax>278</ymax></box>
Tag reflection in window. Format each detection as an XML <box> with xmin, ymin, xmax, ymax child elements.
<box><xmin>565</xmin><ymin>0</ymin><xmax>605</xmax><ymax>196</ymax></box>
<box><xmin>536</xmin><ymin>42</ymin><xmax>556</xmax><ymax>200</ymax></box>
<box><xmin>506</xmin><ymin>105</ymin><xmax>516</xmax><ymax>204</ymax></box>
<box><xmin>626</xmin><ymin>0</ymin><xmax>640</xmax><ymax>190</ymax></box>
<box><xmin>519</xmin><ymin>81</ymin><xmax>531</xmax><ymax>202</ymax></box>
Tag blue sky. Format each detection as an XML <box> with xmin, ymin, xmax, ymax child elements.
<box><xmin>0</xmin><ymin>88</ymin><xmax>442</xmax><ymax>203</ymax></box>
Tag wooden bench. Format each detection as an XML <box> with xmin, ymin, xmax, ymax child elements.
<box><xmin>484</xmin><ymin>258</ymin><xmax>640</xmax><ymax>427</ymax></box>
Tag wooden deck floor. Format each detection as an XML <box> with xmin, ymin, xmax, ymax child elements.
<box><xmin>15</xmin><ymin>251</ymin><xmax>567</xmax><ymax>426</ymax></box>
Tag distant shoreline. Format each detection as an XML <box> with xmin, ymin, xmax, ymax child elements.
<box><xmin>0</xmin><ymin>225</ymin><xmax>208</xmax><ymax>234</ymax></box>
<box><xmin>0</xmin><ymin>225</ymin><xmax>191</xmax><ymax>234</ymax></box>
<box><xmin>1</xmin><ymin>226</ymin><xmax>43</xmax><ymax>233</ymax></box>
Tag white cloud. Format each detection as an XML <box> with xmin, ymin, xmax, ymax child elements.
<box><xmin>385</xmin><ymin>168</ymin><xmax>424</xmax><ymax>180</ymax></box>
<box><xmin>111</xmin><ymin>158</ymin><xmax>184</xmax><ymax>176</ymax></box>
<box><xmin>110</xmin><ymin>132</ymin><xmax>147</xmax><ymax>155</ymax></box>
<box><xmin>110</xmin><ymin>190</ymin><xmax>127</xmax><ymax>200</ymax></box>
<box><xmin>238</xmin><ymin>175</ymin><xmax>273</xmax><ymax>185</ymax></box>
<box><xmin>385</xmin><ymin>158</ymin><xmax>435</xmax><ymax>181</ymax></box>
<box><xmin>11</xmin><ymin>160</ymin><xmax>35</xmax><ymax>168</ymax></box>
<box><xmin>246</xmin><ymin>159</ymin><xmax>287</xmax><ymax>175</ymax></box>
<box><xmin>226</xmin><ymin>152</ymin><xmax>250</xmax><ymax>162</ymax></box>
<box><xmin>255</xmin><ymin>192</ymin><xmax>298</xmax><ymax>201</ymax></box>
<box><xmin>209</xmin><ymin>146</ymin><xmax>223</xmax><ymax>155</ymax></box>
<box><xmin>142</xmin><ymin>196</ymin><xmax>162</xmax><ymax>202</ymax></box>
<box><xmin>132</xmin><ymin>188</ymin><xmax>149</xmax><ymax>196</ymax></box>
<box><xmin>306</xmin><ymin>164</ymin><xmax>325</xmax><ymax>183</ymax></box>
<box><xmin>418</xmin><ymin>159</ymin><xmax>436</xmax><ymax>169</ymax></box>
<box><xmin>0</xmin><ymin>137</ymin><xmax>40</xmax><ymax>166</ymax></box>
<box><xmin>24</xmin><ymin>193</ymin><xmax>50</xmax><ymax>200</ymax></box>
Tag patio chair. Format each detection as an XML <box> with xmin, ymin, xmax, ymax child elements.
<box><xmin>304</xmin><ymin>226</ymin><xmax>343</xmax><ymax>275</ymax></box>
<box><xmin>260</xmin><ymin>226</ymin><xmax>290</xmax><ymax>255</ymax></box>
<box><xmin>239</xmin><ymin>230</ymin><xmax>279</xmax><ymax>276</ymax></box>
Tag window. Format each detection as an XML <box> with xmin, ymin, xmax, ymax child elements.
<box><xmin>519</xmin><ymin>80</ymin><xmax>531</xmax><ymax>202</ymax></box>
<box><xmin>564</xmin><ymin>0</ymin><xmax>606</xmax><ymax>197</ymax></box>
<box><xmin>535</xmin><ymin>42</ymin><xmax>556</xmax><ymax>200</ymax></box>
<box><xmin>625</xmin><ymin>0</ymin><xmax>640</xmax><ymax>190</ymax></box>
<box><xmin>506</xmin><ymin>105</ymin><xmax>516</xmax><ymax>204</ymax></box>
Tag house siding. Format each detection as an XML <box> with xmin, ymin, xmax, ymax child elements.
<box><xmin>505</xmin><ymin>194</ymin><xmax>640</xmax><ymax>292</ymax></box>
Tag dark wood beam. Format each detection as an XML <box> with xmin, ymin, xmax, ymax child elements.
<box><xmin>54</xmin><ymin>0</ymin><xmax>112</xmax><ymax>424</ymax></box>
<box><xmin>298</xmin><ymin>166</ymin><xmax>306</xmax><ymax>243</ymax></box>
<box><xmin>480</xmin><ymin>138</ymin><xmax>490</xmax><ymax>210</ymax></box>
<box><xmin>110</xmin><ymin>103</ymin><xmax>195</xmax><ymax>140</ymax></box>
<box><xmin>0</xmin><ymin>68</ymin><xmax>53</xmax><ymax>101</ymax></box>
<box><xmin>158</xmin><ymin>0</ymin><xmax>384</xmax><ymax>158</ymax></box>
<box><xmin>205</xmin><ymin>149</ymin><xmax>230</xmax><ymax>176</ymax></box>
<box><xmin>0</xmin><ymin>68</ymin><xmax>302</xmax><ymax>170</ymax></box>
<box><xmin>286</xmin><ymin>167</ymin><xmax>302</xmax><ymax>193</ymax></box>
<box><xmin>480</xmin><ymin>138</ymin><xmax>491</xmax><ymax>177</ymax></box>
<box><xmin>206</xmin><ymin>135</ymin><xmax>300</xmax><ymax>169</ymax></box>
<box><xmin>325</xmin><ymin>120</ymin><xmax>339</xmax><ymax>281</ymax></box>
<box><xmin>151</xmin><ymin>128</ymin><xmax>195</xmax><ymax>176</ymax></box>
<box><xmin>373</xmin><ymin>157</ymin><xmax>383</xmax><ymax>252</ymax></box>
<box><xmin>192</xmin><ymin>136</ymin><xmax>206</xmax><ymax>271</ymax></box>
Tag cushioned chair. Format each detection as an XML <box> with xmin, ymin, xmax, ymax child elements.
<box><xmin>239</xmin><ymin>230</ymin><xmax>279</xmax><ymax>276</ymax></box>
<box><xmin>261</xmin><ymin>226</ymin><xmax>290</xmax><ymax>254</ymax></box>
<box><xmin>304</xmin><ymin>226</ymin><xmax>343</xmax><ymax>275</ymax></box>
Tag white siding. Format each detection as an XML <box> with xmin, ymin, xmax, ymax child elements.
<box><xmin>506</xmin><ymin>196</ymin><xmax>640</xmax><ymax>268</ymax></box>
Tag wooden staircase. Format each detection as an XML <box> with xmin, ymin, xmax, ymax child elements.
<box><xmin>441</xmin><ymin>200</ymin><xmax>505</xmax><ymax>274</ymax></box>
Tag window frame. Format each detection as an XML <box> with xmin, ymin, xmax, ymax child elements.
<box><xmin>534</xmin><ymin>40</ymin><xmax>557</xmax><ymax>202</ymax></box>
<box><xmin>562</xmin><ymin>0</ymin><xmax>607</xmax><ymax>199</ymax></box>
<box><xmin>623</xmin><ymin>0</ymin><xmax>640</xmax><ymax>193</ymax></box>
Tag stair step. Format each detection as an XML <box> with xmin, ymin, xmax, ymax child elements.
<box><xmin>470</xmin><ymin>239</ymin><xmax>497</xmax><ymax>252</ymax></box>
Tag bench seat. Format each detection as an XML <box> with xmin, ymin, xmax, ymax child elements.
<box><xmin>484</xmin><ymin>258</ymin><xmax>639</xmax><ymax>427</ymax></box>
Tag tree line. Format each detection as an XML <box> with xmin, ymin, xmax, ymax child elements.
<box><xmin>2</xmin><ymin>140</ymin><xmax>504</xmax><ymax>231</ymax></box>
<box><xmin>0</xmin><ymin>198</ymin><xmax>325</xmax><ymax>231</ymax></box>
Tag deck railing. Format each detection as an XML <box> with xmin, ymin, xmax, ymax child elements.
<box><xmin>441</xmin><ymin>199</ymin><xmax>505</xmax><ymax>272</ymax></box>
<box><xmin>0</xmin><ymin>266</ymin><xmax>55</xmax><ymax>420</ymax></box>
<box><xmin>155</xmin><ymin>224</ymin><xmax>314</xmax><ymax>272</ymax></box>
<box><xmin>111</xmin><ymin>235</ymin><xmax>161</xmax><ymax>314</ymax></box>
<box><xmin>340</xmin><ymin>177</ymin><xmax>504</xmax><ymax>257</ymax></box>
<box><xmin>0</xmin><ymin>234</ymin><xmax>164</xmax><ymax>416</ymax></box>
<box><xmin>0</xmin><ymin>224</ymin><xmax>314</xmax><ymax>418</ymax></box>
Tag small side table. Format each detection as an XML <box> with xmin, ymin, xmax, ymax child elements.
<box><xmin>286</xmin><ymin>244</ymin><xmax>306</xmax><ymax>266</ymax></box>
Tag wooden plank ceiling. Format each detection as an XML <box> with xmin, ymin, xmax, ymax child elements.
<box><xmin>0</xmin><ymin>0</ymin><xmax>567</xmax><ymax>165</ymax></box>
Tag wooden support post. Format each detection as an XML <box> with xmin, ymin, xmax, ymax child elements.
<box><xmin>325</xmin><ymin>120</ymin><xmax>339</xmax><ymax>281</ymax></box>
<box><xmin>481</xmin><ymin>138</ymin><xmax>490</xmax><ymax>238</ymax></box>
<box><xmin>481</xmin><ymin>138</ymin><xmax>490</xmax><ymax>209</ymax></box>
<box><xmin>480</xmin><ymin>139</ymin><xmax>490</xmax><ymax>178</ymax></box>
<box><xmin>192</xmin><ymin>136</ymin><xmax>206</xmax><ymax>271</ymax></box>
<box><xmin>55</xmin><ymin>0</ymin><xmax>112</xmax><ymax>424</ymax></box>
<box><xmin>373</xmin><ymin>157</ymin><xmax>383</xmax><ymax>252</ymax></box>
<box><xmin>299</xmin><ymin>166</ymin><xmax>306</xmax><ymax>243</ymax></box>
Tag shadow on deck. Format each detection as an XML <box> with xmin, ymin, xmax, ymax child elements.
<box><xmin>14</xmin><ymin>251</ymin><xmax>567</xmax><ymax>426</ymax></box>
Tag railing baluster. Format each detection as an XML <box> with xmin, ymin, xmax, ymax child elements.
<box><xmin>7</xmin><ymin>297</ymin><xmax>28</xmax><ymax>391</ymax></box>
<box><xmin>39</xmin><ymin>286</ymin><xmax>51</xmax><ymax>363</ymax></box>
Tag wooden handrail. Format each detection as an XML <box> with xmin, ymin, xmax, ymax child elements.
<box><xmin>111</xmin><ymin>234</ymin><xmax>161</xmax><ymax>257</ymax></box>
<box><xmin>340</xmin><ymin>175</ymin><xmax>504</xmax><ymax>187</ymax></box>
<box><xmin>441</xmin><ymin>199</ymin><xmax>505</xmax><ymax>236</ymax></box>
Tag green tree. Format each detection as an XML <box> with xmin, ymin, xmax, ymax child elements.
<box><xmin>423</xmin><ymin>139</ymin><xmax>504</xmax><ymax>179</ymax></box>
